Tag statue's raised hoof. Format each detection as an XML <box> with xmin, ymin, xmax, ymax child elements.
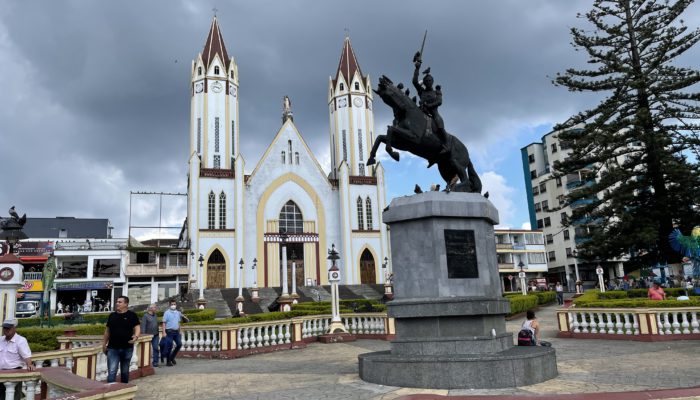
<box><xmin>390</xmin><ymin>151</ymin><xmax>400</xmax><ymax>162</ymax></box>
<box><xmin>366</xmin><ymin>157</ymin><xmax>376</xmax><ymax>166</ymax></box>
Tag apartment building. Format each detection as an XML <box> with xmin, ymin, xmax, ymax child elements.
<box><xmin>495</xmin><ymin>229</ymin><xmax>547</xmax><ymax>292</ymax></box>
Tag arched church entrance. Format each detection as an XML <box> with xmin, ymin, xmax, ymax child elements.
<box><xmin>279</xmin><ymin>201</ymin><xmax>305</xmax><ymax>291</ymax></box>
<box><xmin>360</xmin><ymin>249</ymin><xmax>376</xmax><ymax>284</ymax></box>
<box><xmin>207</xmin><ymin>249</ymin><xmax>226</xmax><ymax>289</ymax></box>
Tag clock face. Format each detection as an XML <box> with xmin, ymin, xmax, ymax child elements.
<box><xmin>230</xmin><ymin>84</ymin><xmax>237</xmax><ymax>97</ymax></box>
<box><xmin>353</xmin><ymin>97</ymin><xmax>363</xmax><ymax>107</ymax></box>
<box><xmin>331</xmin><ymin>271</ymin><xmax>339</xmax><ymax>280</ymax></box>
<box><xmin>338</xmin><ymin>97</ymin><xmax>347</xmax><ymax>108</ymax></box>
<box><xmin>211</xmin><ymin>81</ymin><xmax>223</xmax><ymax>93</ymax></box>
<box><xmin>195</xmin><ymin>82</ymin><xmax>204</xmax><ymax>93</ymax></box>
<box><xmin>0</xmin><ymin>267</ymin><xmax>14</xmax><ymax>282</ymax></box>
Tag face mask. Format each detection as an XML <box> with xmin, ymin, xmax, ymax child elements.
<box><xmin>170</xmin><ymin>305</ymin><xmax>177</xmax><ymax>310</ymax></box>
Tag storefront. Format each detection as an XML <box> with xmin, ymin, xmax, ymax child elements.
<box><xmin>125</xmin><ymin>276</ymin><xmax>189</xmax><ymax>307</ymax></box>
<box><xmin>55</xmin><ymin>281</ymin><xmax>115</xmax><ymax>313</ymax></box>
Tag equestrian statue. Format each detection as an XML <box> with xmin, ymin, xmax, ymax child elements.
<box><xmin>366</xmin><ymin>36</ymin><xmax>483</xmax><ymax>194</ymax></box>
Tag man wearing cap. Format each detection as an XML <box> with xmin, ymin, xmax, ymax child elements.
<box><xmin>102</xmin><ymin>296</ymin><xmax>140</xmax><ymax>383</ymax></box>
<box><xmin>0</xmin><ymin>318</ymin><xmax>34</xmax><ymax>400</ymax></box>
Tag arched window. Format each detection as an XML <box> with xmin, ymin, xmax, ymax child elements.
<box><xmin>357</xmin><ymin>197</ymin><xmax>365</xmax><ymax>231</ymax></box>
<box><xmin>219</xmin><ymin>192</ymin><xmax>226</xmax><ymax>229</ymax></box>
<box><xmin>295</xmin><ymin>152</ymin><xmax>299</xmax><ymax>165</ymax></box>
<box><xmin>281</xmin><ymin>151</ymin><xmax>286</xmax><ymax>163</ymax></box>
<box><xmin>230</xmin><ymin>70</ymin><xmax>234</xmax><ymax>79</ymax></box>
<box><xmin>288</xmin><ymin>140</ymin><xmax>292</xmax><ymax>164</ymax></box>
<box><xmin>365</xmin><ymin>197</ymin><xmax>373</xmax><ymax>230</ymax></box>
<box><xmin>208</xmin><ymin>191</ymin><xmax>216</xmax><ymax>229</ymax></box>
<box><xmin>214</xmin><ymin>66</ymin><xmax>220</xmax><ymax>75</ymax></box>
<box><xmin>198</xmin><ymin>66</ymin><xmax>202</xmax><ymax>76</ymax></box>
<box><xmin>339</xmin><ymin>83</ymin><xmax>344</xmax><ymax>91</ymax></box>
<box><xmin>279</xmin><ymin>200</ymin><xmax>303</xmax><ymax>233</ymax></box>
<box><xmin>354</xmin><ymin>82</ymin><xmax>359</xmax><ymax>90</ymax></box>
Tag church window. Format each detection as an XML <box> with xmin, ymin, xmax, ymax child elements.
<box><xmin>288</xmin><ymin>140</ymin><xmax>292</xmax><ymax>164</ymax></box>
<box><xmin>197</xmin><ymin>118</ymin><xmax>202</xmax><ymax>153</ymax></box>
<box><xmin>214</xmin><ymin>66</ymin><xmax>220</xmax><ymax>75</ymax></box>
<box><xmin>342</xmin><ymin>130</ymin><xmax>347</xmax><ymax>162</ymax></box>
<box><xmin>357</xmin><ymin>197</ymin><xmax>365</xmax><ymax>230</ymax></box>
<box><xmin>281</xmin><ymin>151</ymin><xmax>286</xmax><ymax>163</ymax></box>
<box><xmin>279</xmin><ymin>200</ymin><xmax>303</xmax><ymax>234</ymax></box>
<box><xmin>295</xmin><ymin>152</ymin><xmax>299</xmax><ymax>165</ymax></box>
<box><xmin>358</xmin><ymin>129</ymin><xmax>363</xmax><ymax>161</ymax></box>
<box><xmin>359</xmin><ymin>164</ymin><xmax>365</xmax><ymax>176</ymax></box>
<box><xmin>214</xmin><ymin>155</ymin><xmax>220</xmax><ymax>169</ymax></box>
<box><xmin>354</xmin><ymin>82</ymin><xmax>359</xmax><ymax>91</ymax></box>
<box><xmin>340</xmin><ymin>83</ymin><xmax>344</xmax><ymax>91</ymax></box>
<box><xmin>219</xmin><ymin>192</ymin><xmax>226</xmax><ymax>229</ymax></box>
<box><xmin>366</xmin><ymin>198</ymin><xmax>373</xmax><ymax>230</ymax></box>
<box><xmin>214</xmin><ymin>117</ymin><xmax>220</xmax><ymax>152</ymax></box>
<box><xmin>198</xmin><ymin>66</ymin><xmax>202</xmax><ymax>76</ymax></box>
<box><xmin>230</xmin><ymin>70</ymin><xmax>234</xmax><ymax>79</ymax></box>
<box><xmin>208</xmin><ymin>192</ymin><xmax>216</xmax><ymax>229</ymax></box>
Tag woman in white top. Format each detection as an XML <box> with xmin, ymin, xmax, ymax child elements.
<box><xmin>522</xmin><ymin>310</ymin><xmax>540</xmax><ymax>345</ymax></box>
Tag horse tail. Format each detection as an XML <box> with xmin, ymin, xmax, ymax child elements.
<box><xmin>467</xmin><ymin>161</ymin><xmax>482</xmax><ymax>193</ymax></box>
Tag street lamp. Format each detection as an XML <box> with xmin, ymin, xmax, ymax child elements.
<box><xmin>572</xmin><ymin>249</ymin><xmax>582</xmax><ymax>294</ymax></box>
<box><xmin>198</xmin><ymin>254</ymin><xmax>205</xmax><ymax>301</ymax></box>
<box><xmin>236</xmin><ymin>258</ymin><xmax>245</xmax><ymax>314</ymax></box>
<box><xmin>595</xmin><ymin>257</ymin><xmax>605</xmax><ymax>293</ymax></box>
<box><xmin>382</xmin><ymin>256</ymin><xmax>394</xmax><ymax>299</ymax></box>
<box><xmin>326</xmin><ymin>243</ymin><xmax>347</xmax><ymax>334</ymax></box>
<box><xmin>250</xmin><ymin>258</ymin><xmax>259</xmax><ymax>303</ymax></box>
<box><xmin>518</xmin><ymin>261</ymin><xmax>527</xmax><ymax>296</ymax></box>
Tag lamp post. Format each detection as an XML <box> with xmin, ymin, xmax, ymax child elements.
<box><xmin>250</xmin><ymin>258</ymin><xmax>260</xmax><ymax>303</ymax></box>
<box><xmin>278</xmin><ymin>229</ymin><xmax>292</xmax><ymax>311</ymax></box>
<box><xmin>382</xmin><ymin>256</ymin><xmax>394</xmax><ymax>299</ymax></box>
<box><xmin>518</xmin><ymin>261</ymin><xmax>527</xmax><ymax>296</ymax></box>
<box><xmin>290</xmin><ymin>251</ymin><xmax>299</xmax><ymax>304</ymax></box>
<box><xmin>326</xmin><ymin>243</ymin><xmax>348</xmax><ymax>334</ymax></box>
<box><xmin>236</xmin><ymin>258</ymin><xmax>245</xmax><ymax>314</ymax></box>
<box><xmin>573</xmin><ymin>249</ymin><xmax>582</xmax><ymax>294</ymax></box>
<box><xmin>196</xmin><ymin>254</ymin><xmax>206</xmax><ymax>308</ymax></box>
<box><xmin>595</xmin><ymin>258</ymin><xmax>605</xmax><ymax>293</ymax></box>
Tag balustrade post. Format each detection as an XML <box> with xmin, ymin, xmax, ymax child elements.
<box><xmin>291</xmin><ymin>318</ymin><xmax>304</xmax><ymax>347</ymax></box>
<box><xmin>219</xmin><ymin>327</ymin><xmax>238</xmax><ymax>352</ymax></box>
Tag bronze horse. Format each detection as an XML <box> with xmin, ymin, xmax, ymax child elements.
<box><xmin>366</xmin><ymin>76</ymin><xmax>482</xmax><ymax>193</ymax></box>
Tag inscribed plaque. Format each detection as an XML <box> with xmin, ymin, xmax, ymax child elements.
<box><xmin>444</xmin><ymin>229</ymin><xmax>478</xmax><ymax>279</ymax></box>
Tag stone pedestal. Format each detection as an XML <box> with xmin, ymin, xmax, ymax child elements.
<box><xmin>278</xmin><ymin>295</ymin><xmax>293</xmax><ymax>312</ymax></box>
<box><xmin>250</xmin><ymin>287</ymin><xmax>260</xmax><ymax>303</ymax></box>
<box><xmin>196</xmin><ymin>298</ymin><xmax>207</xmax><ymax>309</ymax></box>
<box><xmin>359</xmin><ymin>192</ymin><xmax>557</xmax><ymax>389</ymax></box>
<box><xmin>0</xmin><ymin>254</ymin><xmax>24</xmax><ymax>322</ymax></box>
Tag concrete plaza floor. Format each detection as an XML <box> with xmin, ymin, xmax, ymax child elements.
<box><xmin>134</xmin><ymin>302</ymin><xmax>700</xmax><ymax>400</ymax></box>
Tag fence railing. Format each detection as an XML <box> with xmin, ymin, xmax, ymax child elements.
<box><xmin>557</xmin><ymin>307</ymin><xmax>700</xmax><ymax>340</ymax></box>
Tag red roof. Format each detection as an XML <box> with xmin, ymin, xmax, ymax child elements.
<box><xmin>334</xmin><ymin>37</ymin><xmax>363</xmax><ymax>86</ymax></box>
<box><xmin>202</xmin><ymin>16</ymin><xmax>230</xmax><ymax>70</ymax></box>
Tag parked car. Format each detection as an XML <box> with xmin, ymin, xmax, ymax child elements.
<box><xmin>16</xmin><ymin>301</ymin><xmax>39</xmax><ymax>318</ymax></box>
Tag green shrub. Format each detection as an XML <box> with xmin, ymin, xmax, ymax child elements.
<box><xmin>18</xmin><ymin>324</ymin><xmax>105</xmax><ymax>351</ymax></box>
<box><xmin>507</xmin><ymin>295</ymin><xmax>539</xmax><ymax>316</ymax></box>
<box><xmin>532</xmin><ymin>291</ymin><xmax>557</xmax><ymax>305</ymax></box>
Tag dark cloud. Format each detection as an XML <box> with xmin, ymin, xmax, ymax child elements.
<box><xmin>2</xmin><ymin>1</ymin><xmax>699</xmax><ymax>235</ymax></box>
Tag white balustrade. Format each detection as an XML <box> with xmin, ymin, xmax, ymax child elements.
<box><xmin>561</xmin><ymin>307</ymin><xmax>700</xmax><ymax>338</ymax></box>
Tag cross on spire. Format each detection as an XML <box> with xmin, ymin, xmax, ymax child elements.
<box><xmin>212</xmin><ymin>6</ymin><xmax>218</xmax><ymax>16</ymax></box>
<box><xmin>344</xmin><ymin>27</ymin><xmax>350</xmax><ymax>38</ymax></box>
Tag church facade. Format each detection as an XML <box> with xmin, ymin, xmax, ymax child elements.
<box><xmin>181</xmin><ymin>17</ymin><xmax>390</xmax><ymax>289</ymax></box>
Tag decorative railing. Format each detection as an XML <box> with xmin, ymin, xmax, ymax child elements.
<box><xmin>349</xmin><ymin>176</ymin><xmax>377</xmax><ymax>185</ymax></box>
<box><xmin>125</xmin><ymin>264</ymin><xmax>190</xmax><ymax>276</ymax></box>
<box><xmin>177</xmin><ymin>313</ymin><xmax>393</xmax><ymax>357</ymax></box>
<box><xmin>22</xmin><ymin>272</ymin><xmax>43</xmax><ymax>280</ymax></box>
<box><xmin>557</xmin><ymin>307</ymin><xmax>700</xmax><ymax>340</ymax></box>
<box><xmin>200</xmin><ymin>167</ymin><xmax>234</xmax><ymax>178</ymax></box>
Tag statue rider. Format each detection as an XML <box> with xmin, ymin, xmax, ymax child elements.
<box><xmin>412</xmin><ymin>52</ymin><xmax>449</xmax><ymax>167</ymax></box>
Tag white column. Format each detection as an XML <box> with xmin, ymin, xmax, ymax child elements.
<box><xmin>291</xmin><ymin>261</ymin><xmax>297</xmax><ymax>296</ymax></box>
<box><xmin>281</xmin><ymin>244</ymin><xmax>289</xmax><ymax>296</ymax></box>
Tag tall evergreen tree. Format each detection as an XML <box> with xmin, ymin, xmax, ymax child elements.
<box><xmin>554</xmin><ymin>0</ymin><xmax>700</xmax><ymax>267</ymax></box>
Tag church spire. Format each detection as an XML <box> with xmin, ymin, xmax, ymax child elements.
<box><xmin>202</xmin><ymin>16</ymin><xmax>230</xmax><ymax>69</ymax></box>
<box><xmin>333</xmin><ymin>36</ymin><xmax>364</xmax><ymax>86</ymax></box>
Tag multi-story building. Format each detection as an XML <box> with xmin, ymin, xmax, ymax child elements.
<box><xmin>495</xmin><ymin>229</ymin><xmax>547</xmax><ymax>292</ymax></box>
<box><xmin>124</xmin><ymin>238</ymin><xmax>189</xmax><ymax>307</ymax></box>
<box><xmin>521</xmin><ymin>127</ymin><xmax>624</xmax><ymax>289</ymax></box>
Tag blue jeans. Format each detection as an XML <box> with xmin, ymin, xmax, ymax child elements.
<box><xmin>107</xmin><ymin>347</ymin><xmax>133</xmax><ymax>383</ymax></box>
<box><xmin>165</xmin><ymin>329</ymin><xmax>182</xmax><ymax>361</ymax></box>
<box><xmin>151</xmin><ymin>335</ymin><xmax>160</xmax><ymax>366</ymax></box>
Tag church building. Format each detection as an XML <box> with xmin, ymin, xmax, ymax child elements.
<box><xmin>181</xmin><ymin>17</ymin><xmax>390</xmax><ymax>289</ymax></box>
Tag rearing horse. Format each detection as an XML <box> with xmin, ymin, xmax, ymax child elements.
<box><xmin>366</xmin><ymin>75</ymin><xmax>482</xmax><ymax>193</ymax></box>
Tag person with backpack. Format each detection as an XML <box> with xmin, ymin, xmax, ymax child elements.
<box><xmin>518</xmin><ymin>310</ymin><xmax>540</xmax><ymax>346</ymax></box>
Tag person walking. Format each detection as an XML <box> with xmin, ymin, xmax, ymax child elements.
<box><xmin>102</xmin><ymin>296</ymin><xmax>140</xmax><ymax>383</ymax></box>
<box><xmin>162</xmin><ymin>300</ymin><xmax>189</xmax><ymax>366</ymax></box>
<box><xmin>0</xmin><ymin>319</ymin><xmax>34</xmax><ymax>400</ymax></box>
<box><xmin>141</xmin><ymin>303</ymin><xmax>160</xmax><ymax>367</ymax></box>
<box><xmin>555</xmin><ymin>282</ymin><xmax>564</xmax><ymax>305</ymax></box>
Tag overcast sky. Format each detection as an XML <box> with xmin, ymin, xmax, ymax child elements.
<box><xmin>2</xmin><ymin>1</ymin><xmax>699</xmax><ymax>239</ymax></box>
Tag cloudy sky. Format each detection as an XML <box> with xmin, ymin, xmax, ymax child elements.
<box><xmin>2</xmin><ymin>1</ymin><xmax>699</xmax><ymax>238</ymax></box>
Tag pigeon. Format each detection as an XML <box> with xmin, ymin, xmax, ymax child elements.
<box><xmin>414</xmin><ymin>184</ymin><xmax>423</xmax><ymax>194</ymax></box>
<box><xmin>422</xmin><ymin>67</ymin><xmax>431</xmax><ymax>75</ymax></box>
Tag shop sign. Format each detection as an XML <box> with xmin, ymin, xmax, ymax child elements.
<box><xmin>56</xmin><ymin>281</ymin><xmax>113</xmax><ymax>291</ymax></box>
<box><xmin>15</xmin><ymin>242</ymin><xmax>54</xmax><ymax>257</ymax></box>
<box><xmin>19</xmin><ymin>280</ymin><xmax>43</xmax><ymax>292</ymax></box>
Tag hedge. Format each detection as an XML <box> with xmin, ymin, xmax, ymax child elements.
<box><xmin>508</xmin><ymin>295</ymin><xmax>539</xmax><ymax>315</ymax></box>
<box><xmin>19</xmin><ymin>324</ymin><xmax>106</xmax><ymax>351</ymax></box>
<box><xmin>574</xmin><ymin>289</ymin><xmax>700</xmax><ymax>308</ymax></box>
<box><xmin>18</xmin><ymin>307</ymin><xmax>216</xmax><ymax>327</ymax></box>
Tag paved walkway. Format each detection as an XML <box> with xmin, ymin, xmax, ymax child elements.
<box><xmin>134</xmin><ymin>302</ymin><xmax>700</xmax><ymax>400</ymax></box>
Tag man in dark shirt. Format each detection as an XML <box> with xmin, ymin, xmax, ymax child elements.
<box><xmin>102</xmin><ymin>296</ymin><xmax>140</xmax><ymax>383</ymax></box>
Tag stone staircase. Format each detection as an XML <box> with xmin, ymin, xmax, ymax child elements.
<box><xmin>297</xmin><ymin>285</ymin><xmax>331</xmax><ymax>302</ymax></box>
<box><xmin>345</xmin><ymin>284</ymin><xmax>384</xmax><ymax>300</ymax></box>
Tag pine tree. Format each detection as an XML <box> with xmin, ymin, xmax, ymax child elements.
<box><xmin>554</xmin><ymin>0</ymin><xmax>700</xmax><ymax>267</ymax></box>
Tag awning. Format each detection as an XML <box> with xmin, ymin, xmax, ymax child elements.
<box><xmin>19</xmin><ymin>257</ymin><xmax>48</xmax><ymax>263</ymax></box>
<box><xmin>56</xmin><ymin>281</ymin><xmax>114</xmax><ymax>291</ymax></box>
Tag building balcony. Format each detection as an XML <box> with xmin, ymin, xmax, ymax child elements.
<box><xmin>570</xmin><ymin>198</ymin><xmax>596</xmax><ymax>209</ymax></box>
<box><xmin>496</xmin><ymin>243</ymin><xmax>513</xmax><ymax>250</ymax></box>
<box><xmin>566</xmin><ymin>179</ymin><xmax>594</xmax><ymax>191</ymax></box>
<box><xmin>23</xmin><ymin>272</ymin><xmax>43</xmax><ymax>280</ymax></box>
<box><xmin>125</xmin><ymin>264</ymin><xmax>190</xmax><ymax>276</ymax></box>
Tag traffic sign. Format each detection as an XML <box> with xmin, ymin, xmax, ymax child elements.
<box><xmin>518</xmin><ymin>272</ymin><xmax>526</xmax><ymax>279</ymax></box>
<box><xmin>507</xmin><ymin>275</ymin><xmax>513</xmax><ymax>281</ymax></box>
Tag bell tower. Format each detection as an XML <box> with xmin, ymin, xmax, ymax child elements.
<box><xmin>328</xmin><ymin>36</ymin><xmax>375</xmax><ymax>179</ymax></box>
